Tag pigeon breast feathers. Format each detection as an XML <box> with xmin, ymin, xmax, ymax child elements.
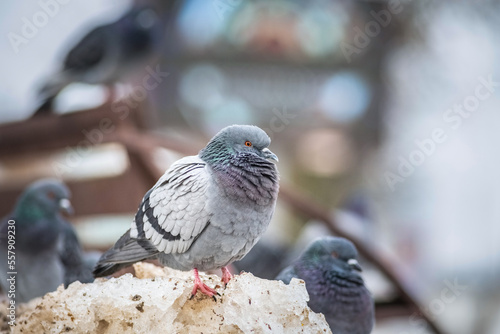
<box><xmin>131</xmin><ymin>156</ymin><xmax>211</xmax><ymax>255</ymax></box>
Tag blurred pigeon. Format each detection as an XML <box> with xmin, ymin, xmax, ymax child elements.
<box><xmin>0</xmin><ymin>179</ymin><xmax>94</xmax><ymax>303</ymax></box>
<box><xmin>34</xmin><ymin>4</ymin><xmax>166</xmax><ymax>115</ymax></box>
<box><xmin>94</xmin><ymin>125</ymin><xmax>280</xmax><ymax>298</ymax></box>
<box><xmin>276</xmin><ymin>237</ymin><xmax>374</xmax><ymax>334</ymax></box>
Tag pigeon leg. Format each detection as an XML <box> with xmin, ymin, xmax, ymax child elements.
<box><xmin>190</xmin><ymin>268</ymin><xmax>218</xmax><ymax>299</ymax></box>
<box><xmin>221</xmin><ymin>266</ymin><xmax>233</xmax><ymax>286</ymax></box>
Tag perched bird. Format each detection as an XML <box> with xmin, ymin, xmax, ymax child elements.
<box><xmin>34</xmin><ymin>4</ymin><xmax>165</xmax><ymax>115</ymax></box>
<box><xmin>0</xmin><ymin>179</ymin><xmax>94</xmax><ymax>303</ymax></box>
<box><xmin>94</xmin><ymin>125</ymin><xmax>280</xmax><ymax>298</ymax></box>
<box><xmin>276</xmin><ymin>237</ymin><xmax>374</xmax><ymax>334</ymax></box>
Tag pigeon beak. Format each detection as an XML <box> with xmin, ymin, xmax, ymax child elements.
<box><xmin>59</xmin><ymin>198</ymin><xmax>74</xmax><ymax>215</ymax></box>
<box><xmin>348</xmin><ymin>259</ymin><xmax>362</xmax><ymax>272</ymax></box>
<box><xmin>262</xmin><ymin>148</ymin><xmax>279</xmax><ymax>162</ymax></box>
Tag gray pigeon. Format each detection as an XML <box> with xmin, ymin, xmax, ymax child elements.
<box><xmin>276</xmin><ymin>237</ymin><xmax>374</xmax><ymax>334</ymax></box>
<box><xmin>0</xmin><ymin>179</ymin><xmax>94</xmax><ymax>303</ymax></box>
<box><xmin>34</xmin><ymin>4</ymin><xmax>166</xmax><ymax>115</ymax></box>
<box><xmin>94</xmin><ymin>125</ymin><xmax>280</xmax><ymax>298</ymax></box>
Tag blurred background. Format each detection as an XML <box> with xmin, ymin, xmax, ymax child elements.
<box><xmin>1</xmin><ymin>0</ymin><xmax>499</xmax><ymax>333</ymax></box>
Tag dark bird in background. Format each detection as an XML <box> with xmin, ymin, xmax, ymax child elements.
<box><xmin>33</xmin><ymin>4</ymin><xmax>166</xmax><ymax>116</ymax></box>
<box><xmin>94</xmin><ymin>125</ymin><xmax>280</xmax><ymax>299</ymax></box>
<box><xmin>0</xmin><ymin>179</ymin><xmax>94</xmax><ymax>303</ymax></box>
<box><xmin>276</xmin><ymin>236</ymin><xmax>375</xmax><ymax>334</ymax></box>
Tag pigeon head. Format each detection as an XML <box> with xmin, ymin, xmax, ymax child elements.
<box><xmin>119</xmin><ymin>6</ymin><xmax>161</xmax><ymax>55</ymax></box>
<box><xmin>14</xmin><ymin>179</ymin><xmax>73</xmax><ymax>220</ymax></box>
<box><xmin>200</xmin><ymin>125</ymin><xmax>279</xmax><ymax>165</ymax></box>
<box><xmin>303</xmin><ymin>236</ymin><xmax>363</xmax><ymax>275</ymax></box>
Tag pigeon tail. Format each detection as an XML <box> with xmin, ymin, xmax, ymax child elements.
<box><xmin>92</xmin><ymin>262</ymin><xmax>135</xmax><ymax>277</ymax></box>
<box><xmin>93</xmin><ymin>229</ymin><xmax>159</xmax><ymax>277</ymax></box>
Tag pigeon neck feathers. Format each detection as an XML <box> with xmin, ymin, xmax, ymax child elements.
<box><xmin>299</xmin><ymin>259</ymin><xmax>374</xmax><ymax>334</ymax></box>
<box><xmin>201</xmin><ymin>148</ymin><xmax>278</xmax><ymax>205</ymax></box>
<box><xmin>199</xmin><ymin>127</ymin><xmax>279</xmax><ymax>205</ymax></box>
<box><xmin>14</xmin><ymin>196</ymin><xmax>59</xmax><ymax>222</ymax></box>
<box><xmin>199</xmin><ymin>136</ymin><xmax>231</xmax><ymax>164</ymax></box>
<box><xmin>9</xmin><ymin>197</ymin><xmax>63</xmax><ymax>253</ymax></box>
<box><xmin>213</xmin><ymin>152</ymin><xmax>279</xmax><ymax>205</ymax></box>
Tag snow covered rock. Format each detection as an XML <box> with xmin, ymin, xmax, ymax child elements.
<box><xmin>3</xmin><ymin>262</ymin><xmax>331</xmax><ymax>333</ymax></box>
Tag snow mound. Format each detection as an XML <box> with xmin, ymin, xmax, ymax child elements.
<box><xmin>3</xmin><ymin>262</ymin><xmax>331</xmax><ymax>334</ymax></box>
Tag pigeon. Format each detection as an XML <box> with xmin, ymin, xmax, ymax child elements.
<box><xmin>276</xmin><ymin>237</ymin><xmax>374</xmax><ymax>334</ymax></box>
<box><xmin>34</xmin><ymin>4</ymin><xmax>165</xmax><ymax>115</ymax></box>
<box><xmin>93</xmin><ymin>125</ymin><xmax>280</xmax><ymax>298</ymax></box>
<box><xmin>0</xmin><ymin>179</ymin><xmax>94</xmax><ymax>303</ymax></box>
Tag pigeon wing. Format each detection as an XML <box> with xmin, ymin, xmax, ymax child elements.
<box><xmin>131</xmin><ymin>155</ymin><xmax>211</xmax><ymax>255</ymax></box>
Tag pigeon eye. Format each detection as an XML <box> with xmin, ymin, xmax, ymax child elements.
<box><xmin>47</xmin><ymin>191</ymin><xmax>56</xmax><ymax>199</ymax></box>
<box><xmin>331</xmin><ymin>251</ymin><xmax>339</xmax><ymax>258</ymax></box>
<box><xmin>244</xmin><ymin>141</ymin><xmax>252</xmax><ymax>147</ymax></box>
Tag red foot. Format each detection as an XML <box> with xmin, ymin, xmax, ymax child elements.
<box><xmin>221</xmin><ymin>266</ymin><xmax>233</xmax><ymax>286</ymax></box>
<box><xmin>190</xmin><ymin>268</ymin><xmax>217</xmax><ymax>299</ymax></box>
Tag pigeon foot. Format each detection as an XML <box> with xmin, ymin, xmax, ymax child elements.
<box><xmin>190</xmin><ymin>268</ymin><xmax>218</xmax><ymax>300</ymax></box>
<box><xmin>221</xmin><ymin>266</ymin><xmax>233</xmax><ymax>286</ymax></box>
